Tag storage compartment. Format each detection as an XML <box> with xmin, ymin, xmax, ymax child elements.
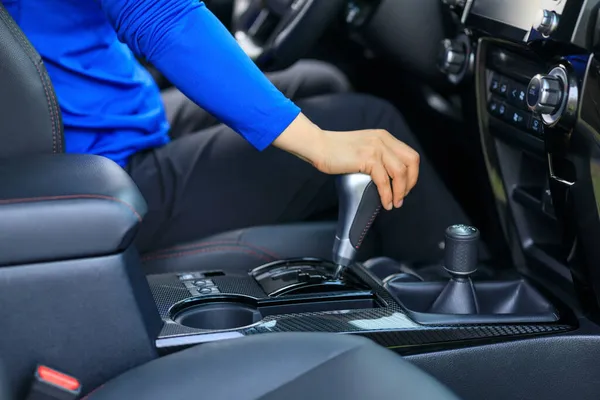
<box><xmin>171</xmin><ymin>293</ymin><xmax>381</xmax><ymax>330</ymax></box>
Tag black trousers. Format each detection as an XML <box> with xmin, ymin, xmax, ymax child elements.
<box><xmin>127</xmin><ymin>60</ymin><xmax>468</xmax><ymax>263</ymax></box>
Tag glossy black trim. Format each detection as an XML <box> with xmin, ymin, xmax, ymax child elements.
<box><xmin>553</xmin><ymin>54</ymin><xmax>600</xmax><ymax>320</ymax></box>
<box><xmin>474</xmin><ymin>37</ymin><xmax>585</xmax><ymax>311</ymax></box>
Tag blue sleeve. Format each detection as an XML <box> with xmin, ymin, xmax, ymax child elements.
<box><xmin>99</xmin><ymin>0</ymin><xmax>301</xmax><ymax>150</ymax></box>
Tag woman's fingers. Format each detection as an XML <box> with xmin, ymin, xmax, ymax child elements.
<box><xmin>369</xmin><ymin>162</ymin><xmax>394</xmax><ymax>210</ymax></box>
<box><xmin>382</xmin><ymin>148</ymin><xmax>408</xmax><ymax>208</ymax></box>
<box><xmin>381</xmin><ymin>133</ymin><xmax>420</xmax><ymax>194</ymax></box>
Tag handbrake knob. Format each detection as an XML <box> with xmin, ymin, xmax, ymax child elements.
<box><xmin>332</xmin><ymin>174</ymin><xmax>382</xmax><ymax>270</ymax></box>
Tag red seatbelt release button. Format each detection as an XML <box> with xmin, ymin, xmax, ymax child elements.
<box><xmin>27</xmin><ymin>365</ymin><xmax>81</xmax><ymax>400</ymax></box>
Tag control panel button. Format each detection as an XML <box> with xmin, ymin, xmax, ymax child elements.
<box><xmin>178</xmin><ymin>272</ymin><xmax>204</xmax><ymax>281</ymax></box>
<box><xmin>488</xmin><ymin>99</ymin><xmax>506</xmax><ymax>118</ymax></box>
<box><xmin>504</xmin><ymin>106</ymin><xmax>529</xmax><ymax>129</ymax></box>
<box><xmin>198</xmin><ymin>287</ymin><xmax>220</xmax><ymax>295</ymax></box>
<box><xmin>499</xmin><ymin>80</ymin><xmax>508</xmax><ymax>97</ymax></box>
<box><xmin>508</xmin><ymin>83</ymin><xmax>528</xmax><ymax>110</ymax></box>
<box><xmin>193</xmin><ymin>279</ymin><xmax>215</xmax><ymax>288</ymax></box>
<box><xmin>490</xmin><ymin>77</ymin><xmax>500</xmax><ymax>93</ymax></box>
<box><xmin>529</xmin><ymin>117</ymin><xmax>544</xmax><ymax>135</ymax></box>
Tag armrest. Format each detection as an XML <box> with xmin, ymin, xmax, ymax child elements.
<box><xmin>0</xmin><ymin>154</ymin><xmax>147</xmax><ymax>266</ymax></box>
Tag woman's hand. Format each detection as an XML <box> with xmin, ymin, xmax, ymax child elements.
<box><xmin>273</xmin><ymin>113</ymin><xmax>420</xmax><ymax>211</ymax></box>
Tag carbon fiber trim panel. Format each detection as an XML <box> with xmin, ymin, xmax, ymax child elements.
<box><xmin>147</xmin><ymin>263</ymin><xmax>575</xmax><ymax>349</ymax></box>
<box><xmin>212</xmin><ymin>276</ymin><xmax>265</xmax><ymax>298</ymax></box>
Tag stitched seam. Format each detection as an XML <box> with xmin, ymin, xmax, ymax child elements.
<box><xmin>34</xmin><ymin>61</ymin><xmax>57</xmax><ymax>153</ymax></box>
<box><xmin>41</xmin><ymin>67</ymin><xmax>62</xmax><ymax>151</ymax></box>
<box><xmin>141</xmin><ymin>247</ymin><xmax>272</xmax><ymax>262</ymax></box>
<box><xmin>148</xmin><ymin>241</ymin><xmax>280</xmax><ymax>259</ymax></box>
<box><xmin>355</xmin><ymin>205</ymin><xmax>381</xmax><ymax>249</ymax></box>
<box><xmin>0</xmin><ymin>194</ymin><xmax>142</xmax><ymax>222</ymax></box>
<box><xmin>0</xmin><ymin>9</ymin><xmax>59</xmax><ymax>153</ymax></box>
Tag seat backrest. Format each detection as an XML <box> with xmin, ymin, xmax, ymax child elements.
<box><xmin>0</xmin><ymin>4</ymin><xmax>64</xmax><ymax>159</ymax></box>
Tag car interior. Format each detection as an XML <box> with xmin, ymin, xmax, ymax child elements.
<box><xmin>3</xmin><ymin>0</ymin><xmax>600</xmax><ymax>399</ymax></box>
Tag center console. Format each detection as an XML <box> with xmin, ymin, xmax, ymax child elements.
<box><xmin>147</xmin><ymin>173</ymin><xmax>573</xmax><ymax>353</ymax></box>
<box><xmin>144</xmin><ymin>0</ymin><xmax>600</xmax><ymax>357</ymax></box>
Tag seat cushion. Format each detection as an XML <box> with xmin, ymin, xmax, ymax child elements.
<box><xmin>87</xmin><ymin>333</ymin><xmax>460</xmax><ymax>400</ymax></box>
<box><xmin>141</xmin><ymin>222</ymin><xmax>377</xmax><ymax>275</ymax></box>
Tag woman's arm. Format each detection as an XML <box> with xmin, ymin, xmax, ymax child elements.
<box><xmin>100</xmin><ymin>0</ymin><xmax>299</xmax><ymax>150</ymax></box>
<box><xmin>100</xmin><ymin>0</ymin><xmax>420</xmax><ymax>209</ymax></box>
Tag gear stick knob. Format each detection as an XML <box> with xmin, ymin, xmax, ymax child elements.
<box><xmin>429</xmin><ymin>224</ymin><xmax>481</xmax><ymax>315</ymax></box>
<box><xmin>332</xmin><ymin>174</ymin><xmax>382</xmax><ymax>276</ymax></box>
<box><xmin>444</xmin><ymin>224</ymin><xmax>480</xmax><ymax>277</ymax></box>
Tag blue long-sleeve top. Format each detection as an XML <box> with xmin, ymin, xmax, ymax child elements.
<box><xmin>4</xmin><ymin>0</ymin><xmax>301</xmax><ymax>166</ymax></box>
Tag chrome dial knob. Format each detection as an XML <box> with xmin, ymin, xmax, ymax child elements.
<box><xmin>438</xmin><ymin>39</ymin><xmax>466</xmax><ymax>76</ymax></box>
<box><xmin>533</xmin><ymin>9</ymin><xmax>559</xmax><ymax>37</ymax></box>
<box><xmin>527</xmin><ymin>74</ymin><xmax>564</xmax><ymax>115</ymax></box>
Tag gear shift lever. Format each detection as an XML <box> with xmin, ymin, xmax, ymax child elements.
<box><xmin>429</xmin><ymin>225</ymin><xmax>480</xmax><ymax>314</ymax></box>
<box><xmin>332</xmin><ymin>174</ymin><xmax>382</xmax><ymax>278</ymax></box>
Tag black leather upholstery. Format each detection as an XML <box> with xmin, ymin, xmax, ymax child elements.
<box><xmin>88</xmin><ymin>333</ymin><xmax>460</xmax><ymax>400</ymax></box>
<box><xmin>0</xmin><ymin>363</ymin><xmax>11</xmax><ymax>400</ymax></box>
<box><xmin>0</xmin><ymin>5</ymin><xmax>63</xmax><ymax>159</ymax></box>
<box><xmin>142</xmin><ymin>222</ymin><xmax>378</xmax><ymax>275</ymax></box>
<box><xmin>0</xmin><ymin>154</ymin><xmax>147</xmax><ymax>266</ymax></box>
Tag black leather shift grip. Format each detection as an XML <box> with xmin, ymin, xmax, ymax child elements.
<box><xmin>348</xmin><ymin>181</ymin><xmax>382</xmax><ymax>249</ymax></box>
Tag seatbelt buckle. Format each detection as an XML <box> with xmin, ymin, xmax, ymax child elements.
<box><xmin>26</xmin><ymin>365</ymin><xmax>81</xmax><ymax>400</ymax></box>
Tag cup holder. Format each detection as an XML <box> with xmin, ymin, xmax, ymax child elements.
<box><xmin>171</xmin><ymin>293</ymin><xmax>380</xmax><ymax>331</ymax></box>
<box><xmin>172</xmin><ymin>302</ymin><xmax>262</xmax><ymax>330</ymax></box>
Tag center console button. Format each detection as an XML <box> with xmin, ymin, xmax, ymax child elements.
<box><xmin>488</xmin><ymin>99</ymin><xmax>506</xmax><ymax>118</ymax></box>
<box><xmin>508</xmin><ymin>83</ymin><xmax>528</xmax><ymax>109</ymax></box>
<box><xmin>193</xmin><ymin>279</ymin><xmax>215</xmax><ymax>288</ymax></box>
<box><xmin>499</xmin><ymin>80</ymin><xmax>508</xmax><ymax>97</ymax></box>
<box><xmin>504</xmin><ymin>106</ymin><xmax>529</xmax><ymax>129</ymax></box>
<box><xmin>490</xmin><ymin>77</ymin><xmax>500</xmax><ymax>93</ymax></box>
<box><xmin>529</xmin><ymin>116</ymin><xmax>544</xmax><ymax>135</ymax></box>
<box><xmin>490</xmin><ymin>76</ymin><xmax>508</xmax><ymax>97</ymax></box>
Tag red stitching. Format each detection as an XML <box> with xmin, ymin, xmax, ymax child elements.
<box><xmin>355</xmin><ymin>206</ymin><xmax>381</xmax><ymax>249</ymax></box>
<box><xmin>142</xmin><ymin>246</ymin><xmax>272</xmax><ymax>262</ymax></box>
<box><xmin>0</xmin><ymin>194</ymin><xmax>142</xmax><ymax>222</ymax></box>
<box><xmin>148</xmin><ymin>240</ymin><xmax>280</xmax><ymax>259</ymax></box>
